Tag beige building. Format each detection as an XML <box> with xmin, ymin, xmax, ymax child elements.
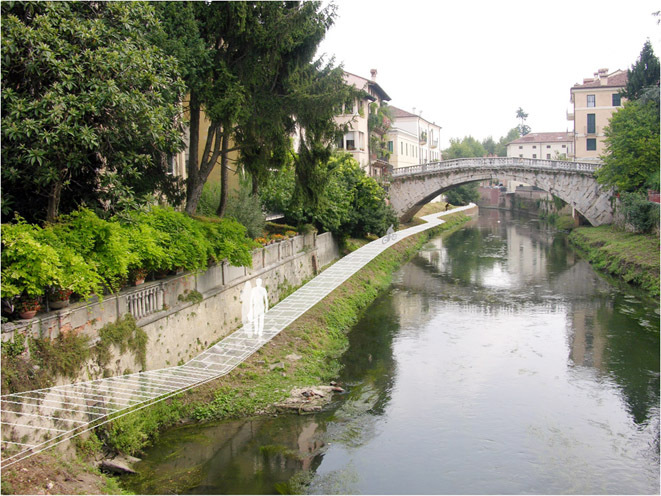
<box><xmin>506</xmin><ymin>132</ymin><xmax>573</xmax><ymax>160</ymax></box>
<box><xmin>567</xmin><ymin>68</ymin><xmax>627</xmax><ymax>161</ymax></box>
<box><xmin>335</xmin><ymin>70</ymin><xmax>391</xmax><ymax>175</ymax></box>
<box><xmin>387</xmin><ymin>106</ymin><xmax>442</xmax><ymax>168</ymax></box>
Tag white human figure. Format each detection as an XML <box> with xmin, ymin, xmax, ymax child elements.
<box><xmin>240</xmin><ymin>281</ymin><xmax>253</xmax><ymax>336</ymax></box>
<box><xmin>250</xmin><ymin>278</ymin><xmax>268</xmax><ymax>337</ymax></box>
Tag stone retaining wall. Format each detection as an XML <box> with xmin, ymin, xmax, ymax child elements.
<box><xmin>1</xmin><ymin>232</ymin><xmax>339</xmax><ymax>378</ymax></box>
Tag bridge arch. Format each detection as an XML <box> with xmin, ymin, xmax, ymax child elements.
<box><xmin>387</xmin><ymin>158</ymin><xmax>614</xmax><ymax>226</ymax></box>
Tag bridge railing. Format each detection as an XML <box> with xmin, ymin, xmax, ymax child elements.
<box><xmin>390</xmin><ymin>157</ymin><xmax>600</xmax><ymax>177</ymax></box>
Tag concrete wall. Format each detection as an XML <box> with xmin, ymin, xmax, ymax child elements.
<box><xmin>1</xmin><ymin>232</ymin><xmax>340</xmax><ymax>381</ymax></box>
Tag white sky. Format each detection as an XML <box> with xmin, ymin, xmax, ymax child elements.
<box><xmin>316</xmin><ymin>0</ymin><xmax>661</xmax><ymax>149</ymax></box>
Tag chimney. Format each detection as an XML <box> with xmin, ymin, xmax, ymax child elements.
<box><xmin>370</xmin><ymin>68</ymin><xmax>377</xmax><ymax>81</ymax></box>
<box><xmin>598</xmin><ymin>68</ymin><xmax>609</xmax><ymax>85</ymax></box>
<box><xmin>583</xmin><ymin>78</ymin><xmax>594</xmax><ymax>84</ymax></box>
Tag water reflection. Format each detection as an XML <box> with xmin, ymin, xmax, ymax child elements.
<box><xmin>125</xmin><ymin>210</ymin><xmax>659</xmax><ymax>495</ymax></box>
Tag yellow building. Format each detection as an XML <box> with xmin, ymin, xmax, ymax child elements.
<box><xmin>334</xmin><ymin>70</ymin><xmax>391</xmax><ymax>176</ymax></box>
<box><xmin>386</xmin><ymin>106</ymin><xmax>442</xmax><ymax>169</ymax></box>
<box><xmin>567</xmin><ymin>68</ymin><xmax>627</xmax><ymax>161</ymax></box>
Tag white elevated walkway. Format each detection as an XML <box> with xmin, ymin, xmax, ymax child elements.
<box><xmin>0</xmin><ymin>205</ymin><xmax>475</xmax><ymax>468</ymax></box>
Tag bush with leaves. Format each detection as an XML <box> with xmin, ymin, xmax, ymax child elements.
<box><xmin>1</xmin><ymin>219</ymin><xmax>60</xmax><ymax>298</ymax></box>
<box><xmin>261</xmin><ymin>152</ymin><xmax>396</xmax><ymax>238</ymax></box>
<box><xmin>197</xmin><ymin>180</ymin><xmax>266</xmax><ymax>239</ymax></box>
<box><xmin>47</xmin><ymin>209</ymin><xmax>134</xmax><ymax>293</ymax></box>
<box><xmin>620</xmin><ymin>192</ymin><xmax>660</xmax><ymax>233</ymax></box>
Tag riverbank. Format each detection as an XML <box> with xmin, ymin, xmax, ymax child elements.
<box><xmin>0</xmin><ymin>211</ymin><xmax>472</xmax><ymax>495</ymax></box>
<box><xmin>569</xmin><ymin>226</ymin><xmax>660</xmax><ymax>298</ymax></box>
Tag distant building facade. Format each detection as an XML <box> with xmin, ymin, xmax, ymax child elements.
<box><xmin>567</xmin><ymin>68</ymin><xmax>626</xmax><ymax>161</ymax></box>
<box><xmin>387</xmin><ymin>106</ymin><xmax>442</xmax><ymax>168</ymax></box>
<box><xmin>335</xmin><ymin>70</ymin><xmax>391</xmax><ymax>176</ymax></box>
<box><xmin>506</xmin><ymin>132</ymin><xmax>573</xmax><ymax>160</ymax></box>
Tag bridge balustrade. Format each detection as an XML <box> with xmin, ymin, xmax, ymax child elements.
<box><xmin>391</xmin><ymin>157</ymin><xmax>600</xmax><ymax>177</ymax></box>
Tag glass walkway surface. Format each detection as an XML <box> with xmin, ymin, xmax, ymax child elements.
<box><xmin>0</xmin><ymin>205</ymin><xmax>475</xmax><ymax>468</ymax></box>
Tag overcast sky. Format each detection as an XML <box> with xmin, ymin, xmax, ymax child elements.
<box><xmin>316</xmin><ymin>0</ymin><xmax>661</xmax><ymax>149</ymax></box>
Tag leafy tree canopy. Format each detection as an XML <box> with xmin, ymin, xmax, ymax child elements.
<box><xmin>260</xmin><ymin>152</ymin><xmax>396</xmax><ymax>238</ymax></box>
<box><xmin>597</xmin><ymin>98</ymin><xmax>660</xmax><ymax>192</ymax></box>
<box><xmin>622</xmin><ymin>40</ymin><xmax>660</xmax><ymax>101</ymax></box>
<box><xmin>1</xmin><ymin>2</ymin><xmax>187</xmax><ymax>223</ymax></box>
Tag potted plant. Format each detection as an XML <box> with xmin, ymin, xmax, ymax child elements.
<box><xmin>48</xmin><ymin>286</ymin><xmax>73</xmax><ymax>309</ymax></box>
<box><xmin>16</xmin><ymin>294</ymin><xmax>41</xmax><ymax>319</ymax></box>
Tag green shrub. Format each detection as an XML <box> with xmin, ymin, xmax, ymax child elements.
<box><xmin>620</xmin><ymin>192</ymin><xmax>660</xmax><ymax>233</ymax></box>
<box><xmin>555</xmin><ymin>215</ymin><xmax>576</xmax><ymax>231</ymax></box>
<box><xmin>136</xmin><ymin>206</ymin><xmax>210</xmax><ymax>272</ymax></box>
<box><xmin>49</xmin><ymin>208</ymin><xmax>134</xmax><ymax>292</ymax></box>
<box><xmin>1</xmin><ymin>218</ymin><xmax>60</xmax><ymax>298</ymax></box>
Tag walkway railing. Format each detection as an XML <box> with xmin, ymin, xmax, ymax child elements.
<box><xmin>391</xmin><ymin>157</ymin><xmax>600</xmax><ymax>177</ymax></box>
<box><xmin>0</xmin><ymin>205</ymin><xmax>476</xmax><ymax>468</ymax></box>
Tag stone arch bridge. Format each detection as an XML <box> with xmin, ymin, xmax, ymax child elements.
<box><xmin>387</xmin><ymin>157</ymin><xmax>614</xmax><ymax>226</ymax></box>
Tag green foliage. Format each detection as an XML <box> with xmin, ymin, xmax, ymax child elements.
<box><xmin>101</xmin><ymin>398</ymin><xmax>188</xmax><ymax>455</ymax></box>
<box><xmin>223</xmin><ymin>185</ymin><xmax>266</xmax><ymax>239</ymax></box>
<box><xmin>516</xmin><ymin>107</ymin><xmax>531</xmax><ymax>136</ymax></box>
<box><xmin>261</xmin><ymin>152</ymin><xmax>397</xmax><ymax>238</ymax></box>
<box><xmin>368</xmin><ymin>103</ymin><xmax>394</xmax><ymax>160</ymax></box>
<box><xmin>620</xmin><ymin>192</ymin><xmax>660</xmax><ymax>233</ymax></box>
<box><xmin>597</xmin><ymin>99</ymin><xmax>660</xmax><ymax>192</ymax></box>
<box><xmin>178</xmin><ymin>290</ymin><xmax>203</xmax><ymax>305</ymax></box>
<box><xmin>1</xmin><ymin>1</ymin><xmax>186</xmax><ymax>223</ymax></box>
<box><xmin>49</xmin><ymin>209</ymin><xmax>134</xmax><ymax>293</ymax></box>
<box><xmin>555</xmin><ymin>215</ymin><xmax>576</xmax><ymax>231</ymax></box>
<box><xmin>191</xmin><ymin>387</ymin><xmax>254</xmax><ymax>421</ymax></box>
<box><xmin>94</xmin><ymin>314</ymin><xmax>148</xmax><ymax>370</ymax></box>
<box><xmin>1</xmin><ymin>333</ymin><xmax>25</xmax><ymax>358</ymax></box>
<box><xmin>29</xmin><ymin>332</ymin><xmax>91</xmax><ymax>380</ymax></box>
<box><xmin>444</xmin><ymin>184</ymin><xmax>480</xmax><ymax>206</ymax></box>
<box><xmin>1</xmin><ymin>219</ymin><xmax>61</xmax><ymax>298</ymax></box>
<box><xmin>622</xmin><ymin>40</ymin><xmax>660</xmax><ymax>101</ymax></box>
<box><xmin>569</xmin><ymin>226</ymin><xmax>660</xmax><ymax>297</ymax></box>
<box><xmin>1</xmin><ymin>206</ymin><xmax>256</xmax><ymax>309</ymax></box>
<box><xmin>443</xmin><ymin>136</ymin><xmax>487</xmax><ymax>159</ymax></box>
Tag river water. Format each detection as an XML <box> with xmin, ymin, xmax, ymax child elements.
<box><xmin>124</xmin><ymin>210</ymin><xmax>660</xmax><ymax>494</ymax></box>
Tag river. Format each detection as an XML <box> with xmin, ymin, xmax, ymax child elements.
<box><xmin>123</xmin><ymin>209</ymin><xmax>660</xmax><ymax>494</ymax></box>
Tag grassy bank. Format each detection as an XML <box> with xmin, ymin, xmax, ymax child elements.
<box><xmin>569</xmin><ymin>226</ymin><xmax>660</xmax><ymax>298</ymax></box>
<box><xmin>1</xmin><ymin>212</ymin><xmax>471</xmax><ymax>495</ymax></box>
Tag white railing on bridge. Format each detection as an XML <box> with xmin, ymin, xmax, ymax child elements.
<box><xmin>391</xmin><ymin>157</ymin><xmax>600</xmax><ymax>177</ymax></box>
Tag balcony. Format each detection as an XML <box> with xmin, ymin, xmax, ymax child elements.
<box><xmin>430</xmin><ymin>138</ymin><xmax>439</xmax><ymax>149</ymax></box>
<box><xmin>566</xmin><ymin>110</ymin><xmax>574</xmax><ymax>121</ymax></box>
<box><xmin>419</xmin><ymin>131</ymin><xmax>428</xmax><ymax>145</ymax></box>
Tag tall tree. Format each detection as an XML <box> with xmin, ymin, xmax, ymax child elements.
<box><xmin>621</xmin><ymin>40</ymin><xmax>660</xmax><ymax>101</ymax></box>
<box><xmin>1</xmin><ymin>2</ymin><xmax>186</xmax><ymax>223</ymax></box>
<box><xmin>156</xmin><ymin>1</ymin><xmax>350</xmax><ymax>216</ymax></box>
<box><xmin>516</xmin><ymin>107</ymin><xmax>531</xmax><ymax>136</ymax></box>
<box><xmin>597</xmin><ymin>97</ymin><xmax>660</xmax><ymax>192</ymax></box>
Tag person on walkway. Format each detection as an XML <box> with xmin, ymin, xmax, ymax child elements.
<box><xmin>240</xmin><ymin>281</ymin><xmax>253</xmax><ymax>336</ymax></box>
<box><xmin>250</xmin><ymin>278</ymin><xmax>268</xmax><ymax>337</ymax></box>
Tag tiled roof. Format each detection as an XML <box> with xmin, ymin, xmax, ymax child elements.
<box><xmin>572</xmin><ymin>70</ymin><xmax>627</xmax><ymax>89</ymax></box>
<box><xmin>508</xmin><ymin>132</ymin><xmax>573</xmax><ymax>145</ymax></box>
<box><xmin>390</xmin><ymin>105</ymin><xmax>418</xmax><ymax>118</ymax></box>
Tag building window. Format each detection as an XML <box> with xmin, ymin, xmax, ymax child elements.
<box><xmin>587</xmin><ymin>94</ymin><xmax>595</xmax><ymax>107</ymax></box>
<box><xmin>586</xmin><ymin>138</ymin><xmax>597</xmax><ymax>151</ymax></box>
<box><xmin>166</xmin><ymin>155</ymin><xmax>175</xmax><ymax>175</ymax></box>
<box><xmin>562</xmin><ymin>144</ymin><xmax>566</xmax><ymax>148</ymax></box>
<box><xmin>388</xmin><ymin>141</ymin><xmax>394</xmax><ymax>153</ymax></box>
<box><xmin>401</xmin><ymin>142</ymin><xmax>404</xmax><ymax>154</ymax></box>
<box><xmin>587</xmin><ymin>114</ymin><xmax>596</xmax><ymax>134</ymax></box>
<box><xmin>519</xmin><ymin>154</ymin><xmax>523</xmax><ymax>158</ymax></box>
<box><xmin>532</xmin><ymin>145</ymin><xmax>536</xmax><ymax>149</ymax></box>
<box><xmin>612</xmin><ymin>93</ymin><xmax>621</xmax><ymax>106</ymax></box>
<box><xmin>532</xmin><ymin>154</ymin><xmax>537</xmax><ymax>158</ymax></box>
<box><xmin>518</xmin><ymin>145</ymin><xmax>523</xmax><ymax>149</ymax></box>
<box><xmin>546</xmin><ymin>145</ymin><xmax>551</xmax><ymax>148</ymax></box>
<box><xmin>546</xmin><ymin>154</ymin><xmax>551</xmax><ymax>159</ymax></box>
